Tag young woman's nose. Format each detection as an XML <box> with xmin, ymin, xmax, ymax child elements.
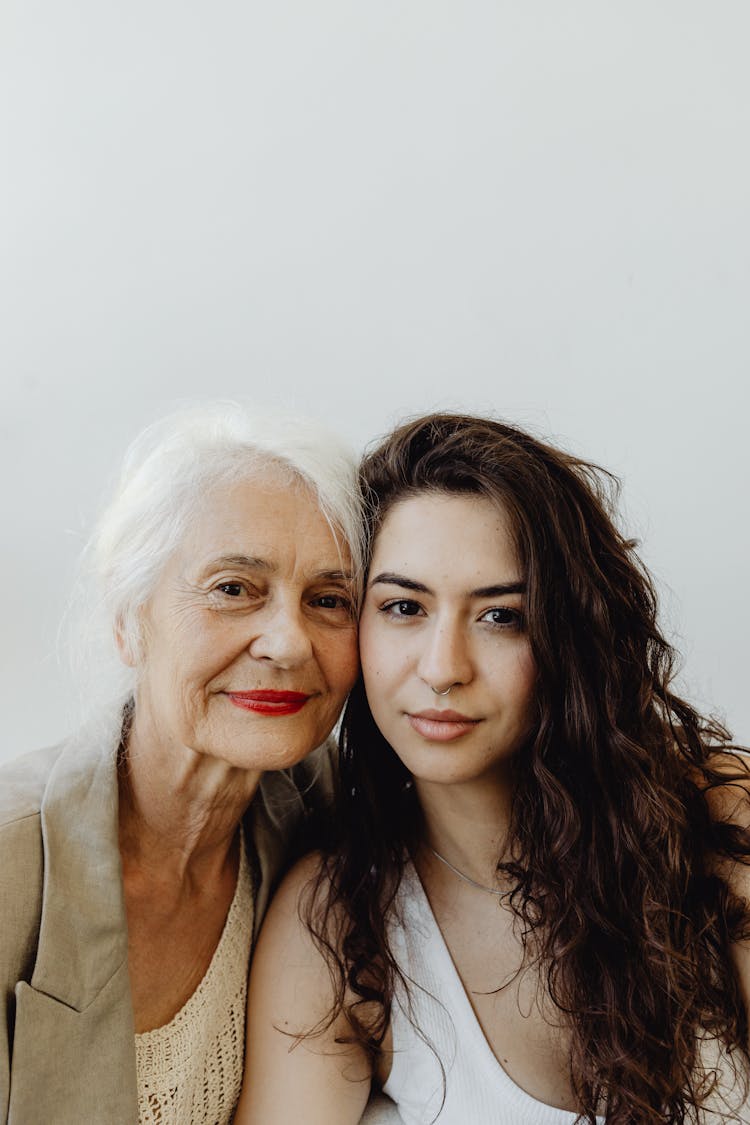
<box><xmin>247</xmin><ymin>597</ymin><xmax>314</xmax><ymax>668</ymax></box>
<box><xmin>417</xmin><ymin>617</ymin><xmax>472</xmax><ymax>694</ymax></box>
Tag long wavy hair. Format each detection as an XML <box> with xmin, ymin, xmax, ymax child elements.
<box><xmin>305</xmin><ymin>413</ymin><xmax>750</xmax><ymax>1123</ymax></box>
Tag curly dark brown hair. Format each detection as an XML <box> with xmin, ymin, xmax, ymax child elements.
<box><xmin>306</xmin><ymin>413</ymin><xmax>750</xmax><ymax>1123</ymax></box>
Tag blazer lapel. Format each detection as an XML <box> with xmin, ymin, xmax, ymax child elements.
<box><xmin>8</xmin><ymin>734</ymin><xmax>335</xmax><ymax>1123</ymax></box>
<box><xmin>10</xmin><ymin>965</ymin><xmax>137</xmax><ymax>1124</ymax></box>
<box><xmin>8</xmin><ymin>733</ymin><xmax>138</xmax><ymax>1124</ymax></box>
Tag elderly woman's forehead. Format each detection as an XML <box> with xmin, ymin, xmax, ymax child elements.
<box><xmin>164</xmin><ymin>475</ymin><xmax>348</xmax><ymax>568</ymax></box>
<box><xmin>194</xmin><ymin>465</ymin><xmax>316</xmax><ymax>518</ymax></box>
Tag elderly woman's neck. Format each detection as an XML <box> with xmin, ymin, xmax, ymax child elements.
<box><xmin>118</xmin><ymin>712</ymin><xmax>261</xmax><ymax>878</ymax></box>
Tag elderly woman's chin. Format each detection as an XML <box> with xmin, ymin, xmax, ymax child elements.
<box><xmin>225</xmin><ymin>683</ymin><xmax>357</xmax><ymax>771</ymax></box>
<box><xmin>155</xmin><ymin>694</ymin><xmax>355</xmax><ymax>774</ymax></box>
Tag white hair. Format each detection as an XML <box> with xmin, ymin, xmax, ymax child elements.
<box><xmin>66</xmin><ymin>401</ymin><xmax>363</xmax><ymax>741</ymax></box>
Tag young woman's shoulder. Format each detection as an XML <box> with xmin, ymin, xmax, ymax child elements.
<box><xmin>247</xmin><ymin>850</ymin><xmax>342</xmax><ymax>996</ymax></box>
<box><xmin>236</xmin><ymin>851</ymin><xmax>372</xmax><ymax>1125</ymax></box>
<box><xmin>701</xmin><ymin>748</ymin><xmax>750</xmax><ymax>826</ymax></box>
<box><xmin>263</xmin><ymin>849</ymin><xmax>328</xmax><ymax>919</ymax></box>
<box><xmin>698</xmin><ymin>748</ymin><xmax>750</xmax><ymax>926</ymax></box>
<box><xmin>698</xmin><ymin>749</ymin><xmax>750</xmax><ymax>1035</ymax></box>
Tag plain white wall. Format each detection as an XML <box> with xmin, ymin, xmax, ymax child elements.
<box><xmin>1</xmin><ymin>2</ymin><xmax>748</xmax><ymax>761</ymax></box>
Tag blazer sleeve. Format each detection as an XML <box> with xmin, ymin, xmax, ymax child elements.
<box><xmin>0</xmin><ymin>813</ymin><xmax>44</xmax><ymax>1121</ymax></box>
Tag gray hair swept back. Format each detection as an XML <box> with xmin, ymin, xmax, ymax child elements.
<box><xmin>68</xmin><ymin>401</ymin><xmax>363</xmax><ymax>734</ymax></box>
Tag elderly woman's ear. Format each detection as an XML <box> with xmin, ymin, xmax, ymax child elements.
<box><xmin>113</xmin><ymin>607</ymin><xmax>145</xmax><ymax>666</ymax></box>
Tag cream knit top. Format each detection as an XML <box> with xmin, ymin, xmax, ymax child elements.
<box><xmin>134</xmin><ymin>833</ymin><xmax>254</xmax><ymax>1125</ymax></box>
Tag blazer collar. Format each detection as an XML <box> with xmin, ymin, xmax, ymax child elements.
<box><xmin>32</xmin><ymin>731</ymin><xmax>128</xmax><ymax>1012</ymax></box>
<box><xmin>29</xmin><ymin>731</ymin><xmax>332</xmax><ymax>1010</ymax></box>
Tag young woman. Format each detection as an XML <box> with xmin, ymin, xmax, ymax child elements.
<box><xmin>237</xmin><ymin>414</ymin><xmax>750</xmax><ymax>1124</ymax></box>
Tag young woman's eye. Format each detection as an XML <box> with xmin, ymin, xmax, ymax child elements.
<box><xmin>479</xmin><ymin>606</ymin><xmax>523</xmax><ymax>629</ymax></box>
<box><xmin>380</xmin><ymin>599</ymin><xmax>424</xmax><ymax>618</ymax></box>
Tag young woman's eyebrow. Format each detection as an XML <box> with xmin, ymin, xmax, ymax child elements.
<box><xmin>472</xmin><ymin>581</ymin><xmax>526</xmax><ymax>597</ymax></box>
<box><xmin>370</xmin><ymin>572</ymin><xmax>430</xmax><ymax>593</ymax></box>
<box><xmin>370</xmin><ymin>572</ymin><xmax>526</xmax><ymax>598</ymax></box>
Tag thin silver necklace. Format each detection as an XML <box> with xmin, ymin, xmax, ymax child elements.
<box><xmin>428</xmin><ymin>846</ymin><xmax>508</xmax><ymax>899</ymax></box>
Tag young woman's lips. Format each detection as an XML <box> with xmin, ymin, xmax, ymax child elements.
<box><xmin>226</xmin><ymin>690</ymin><xmax>311</xmax><ymax>716</ymax></box>
<box><xmin>407</xmin><ymin>709</ymin><xmax>480</xmax><ymax>742</ymax></box>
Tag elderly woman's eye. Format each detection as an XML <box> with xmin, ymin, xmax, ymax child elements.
<box><xmin>312</xmin><ymin>593</ymin><xmax>352</xmax><ymax>612</ymax></box>
<box><xmin>216</xmin><ymin>582</ymin><xmax>246</xmax><ymax>597</ymax></box>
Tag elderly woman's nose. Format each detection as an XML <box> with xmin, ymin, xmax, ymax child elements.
<box><xmin>247</xmin><ymin>598</ymin><xmax>315</xmax><ymax>667</ymax></box>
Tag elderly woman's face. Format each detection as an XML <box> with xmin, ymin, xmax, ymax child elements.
<box><xmin>133</xmin><ymin>473</ymin><xmax>359</xmax><ymax>771</ymax></box>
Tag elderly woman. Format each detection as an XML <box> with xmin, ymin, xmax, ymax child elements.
<box><xmin>0</xmin><ymin>402</ymin><xmax>362</xmax><ymax>1124</ymax></box>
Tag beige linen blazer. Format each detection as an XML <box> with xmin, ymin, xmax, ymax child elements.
<box><xmin>0</xmin><ymin>729</ymin><xmax>333</xmax><ymax>1125</ymax></box>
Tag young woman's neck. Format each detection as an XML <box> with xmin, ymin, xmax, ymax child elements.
<box><xmin>414</xmin><ymin>773</ymin><xmax>515</xmax><ymax>889</ymax></box>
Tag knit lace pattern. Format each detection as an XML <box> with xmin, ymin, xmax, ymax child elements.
<box><xmin>135</xmin><ymin>833</ymin><xmax>254</xmax><ymax>1125</ymax></box>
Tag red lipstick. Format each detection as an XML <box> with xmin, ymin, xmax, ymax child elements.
<box><xmin>407</xmin><ymin>708</ymin><xmax>480</xmax><ymax>742</ymax></box>
<box><xmin>226</xmin><ymin>690</ymin><xmax>311</xmax><ymax>716</ymax></box>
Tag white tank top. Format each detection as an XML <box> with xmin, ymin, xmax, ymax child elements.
<box><xmin>381</xmin><ymin>863</ymin><xmax>748</xmax><ymax>1124</ymax></box>
<box><xmin>382</xmin><ymin>862</ymin><xmax>604</xmax><ymax>1125</ymax></box>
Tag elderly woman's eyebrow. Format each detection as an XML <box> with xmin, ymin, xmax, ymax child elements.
<box><xmin>203</xmin><ymin>555</ymin><xmax>274</xmax><ymax>573</ymax></box>
<box><xmin>316</xmin><ymin>569</ymin><xmax>355</xmax><ymax>582</ymax></box>
<box><xmin>200</xmin><ymin>556</ymin><xmax>354</xmax><ymax>582</ymax></box>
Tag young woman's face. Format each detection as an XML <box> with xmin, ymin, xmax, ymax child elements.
<box><xmin>359</xmin><ymin>491</ymin><xmax>537</xmax><ymax>789</ymax></box>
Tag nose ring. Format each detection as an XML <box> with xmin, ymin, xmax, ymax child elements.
<box><xmin>431</xmin><ymin>685</ymin><xmax>452</xmax><ymax>696</ymax></box>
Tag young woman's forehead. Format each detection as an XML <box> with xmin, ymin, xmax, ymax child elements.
<box><xmin>371</xmin><ymin>491</ymin><xmax>521</xmax><ymax>582</ymax></box>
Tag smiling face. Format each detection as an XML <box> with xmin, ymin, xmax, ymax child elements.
<box><xmin>358</xmin><ymin>491</ymin><xmax>537</xmax><ymax>790</ymax></box>
<box><xmin>129</xmin><ymin>471</ymin><xmax>359</xmax><ymax>772</ymax></box>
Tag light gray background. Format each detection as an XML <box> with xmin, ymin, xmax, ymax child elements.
<box><xmin>1</xmin><ymin>2</ymin><xmax>748</xmax><ymax>761</ymax></box>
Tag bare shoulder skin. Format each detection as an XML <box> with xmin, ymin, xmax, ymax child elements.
<box><xmin>235</xmin><ymin>853</ymin><xmax>373</xmax><ymax>1125</ymax></box>
<box><xmin>703</xmin><ymin>750</ymin><xmax>750</xmax><ymax>1030</ymax></box>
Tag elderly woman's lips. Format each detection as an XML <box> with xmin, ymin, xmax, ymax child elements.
<box><xmin>226</xmin><ymin>690</ymin><xmax>311</xmax><ymax>715</ymax></box>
